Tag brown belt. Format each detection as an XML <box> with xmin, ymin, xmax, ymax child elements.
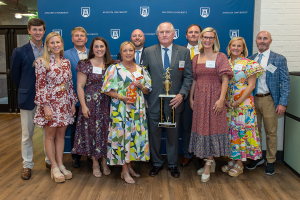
<box><xmin>255</xmin><ymin>93</ymin><xmax>270</xmax><ymax>97</ymax></box>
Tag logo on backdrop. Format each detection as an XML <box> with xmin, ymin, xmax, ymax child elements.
<box><xmin>81</xmin><ymin>7</ymin><xmax>90</xmax><ymax>17</ymax></box>
<box><xmin>140</xmin><ymin>6</ymin><xmax>150</xmax><ymax>17</ymax></box>
<box><xmin>111</xmin><ymin>29</ymin><xmax>120</xmax><ymax>39</ymax></box>
<box><xmin>174</xmin><ymin>29</ymin><xmax>179</xmax><ymax>39</ymax></box>
<box><xmin>200</xmin><ymin>7</ymin><xmax>210</xmax><ymax>18</ymax></box>
<box><xmin>53</xmin><ymin>29</ymin><xmax>62</xmax><ymax>36</ymax></box>
<box><xmin>230</xmin><ymin>29</ymin><xmax>239</xmax><ymax>39</ymax></box>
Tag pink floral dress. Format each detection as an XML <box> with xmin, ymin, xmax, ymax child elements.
<box><xmin>33</xmin><ymin>55</ymin><xmax>78</xmax><ymax>128</ymax></box>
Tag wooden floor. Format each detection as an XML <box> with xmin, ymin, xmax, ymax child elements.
<box><xmin>1</xmin><ymin>114</ymin><xmax>300</xmax><ymax>200</ymax></box>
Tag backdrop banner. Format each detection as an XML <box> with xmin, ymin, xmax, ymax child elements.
<box><xmin>38</xmin><ymin>0</ymin><xmax>255</xmax><ymax>153</ymax></box>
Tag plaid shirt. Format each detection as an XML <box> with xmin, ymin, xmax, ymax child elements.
<box><xmin>30</xmin><ymin>40</ymin><xmax>44</xmax><ymax>59</ymax></box>
<box><xmin>249</xmin><ymin>51</ymin><xmax>290</xmax><ymax>108</ymax></box>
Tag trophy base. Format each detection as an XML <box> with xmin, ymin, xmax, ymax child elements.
<box><xmin>158</xmin><ymin>122</ymin><xmax>176</xmax><ymax>128</ymax></box>
<box><xmin>159</xmin><ymin>94</ymin><xmax>176</xmax><ymax>98</ymax></box>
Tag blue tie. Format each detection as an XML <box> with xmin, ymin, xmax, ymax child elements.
<box><xmin>135</xmin><ymin>51</ymin><xmax>140</xmax><ymax>64</ymax></box>
<box><xmin>163</xmin><ymin>48</ymin><xmax>170</xmax><ymax>72</ymax></box>
<box><xmin>254</xmin><ymin>53</ymin><xmax>264</xmax><ymax>95</ymax></box>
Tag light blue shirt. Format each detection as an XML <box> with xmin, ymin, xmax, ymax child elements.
<box><xmin>160</xmin><ymin>44</ymin><xmax>173</xmax><ymax>69</ymax></box>
<box><xmin>30</xmin><ymin>40</ymin><xmax>44</xmax><ymax>59</ymax></box>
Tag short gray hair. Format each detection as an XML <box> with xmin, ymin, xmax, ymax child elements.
<box><xmin>156</xmin><ymin>22</ymin><xmax>175</xmax><ymax>34</ymax></box>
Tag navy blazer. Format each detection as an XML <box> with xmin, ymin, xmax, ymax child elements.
<box><xmin>249</xmin><ymin>51</ymin><xmax>290</xmax><ymax>108</ymax></box>
<box><xmin>117</xmin><ymin>47</ymin><xmax>146</xmax><ymax>65</ymax></box>
<box><xmin>10</xmin><ymin>42</ymin><xmax>37</xmax><ymax>110</ymax></box>
<box><xmin>64</xmin><ymin>47</ymin><xmax>89</xmax><ymax>106</ymax></box>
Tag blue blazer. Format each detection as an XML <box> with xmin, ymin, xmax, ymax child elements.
<box><xmin>10</xmin><ymin>42</ymin><xmax>36</xmax><ymax>110</ymax></box>
<box><xmin>249</xmin><ymin>51</ymin><xmax>290</xmax><ymax>108</ymax></box>
<box><xmin>64</xmin><ymin>47</ymin><xmax>89</xmax><ymax>106</ymax></box>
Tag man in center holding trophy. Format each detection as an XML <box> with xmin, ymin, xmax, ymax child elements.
<box><xmin>142</xmin><ymin>22</ymin><xmax>193</xmax><ymax>178</ymax></box>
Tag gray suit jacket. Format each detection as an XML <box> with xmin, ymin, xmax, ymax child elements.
<box><xmin>142</xmin><ymin>44</ymin><xmax>193</xmax><ymax>115</ymax></box>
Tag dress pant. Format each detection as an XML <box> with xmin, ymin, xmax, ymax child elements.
<box><xmin>254</xmin><ymin>95</ymin><xmax>278</xmax><ymax>163</ymax></box>
<box><xmin>20</xmin><ymin>107</ymin><xmax>50</xmax><ymax>169</ymax></box>
<box><xmin>70</xmin><ymin>106</ymin><xmax>81</xmax><ymax>160</ymax></box>
<box><xmin>180</xmin><ymin>94</ymin><xmax>193</xmax><ymax>159</ymax></box>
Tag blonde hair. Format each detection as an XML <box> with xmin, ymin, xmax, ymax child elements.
<box><xmin>39</xmin><ymin>32</ymin><xmax>64</xmax><ymax>70</ymax></box>
<box><xmin>119</xmin><ymin>41</ymin><xmax>135</xmax><ymax>53</ymax></box>
<box><xmin>71</xmin><ymin>27</ymin><xmax>87</xmax><ymax>37</ymax></box>
<box><xmin>226</xmin><ymin>37</ymin><xmax>248</xmax><ymax>58</ymax></box>
<box><xmin>198</xmin><ymin>27</ymin><xmax>220</xmax><ymax>53</ymax></box>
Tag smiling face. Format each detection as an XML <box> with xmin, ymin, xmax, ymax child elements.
<box><xmin>200</xmin><ymin>32</ymin><xmax>216</xmax><ymax>50</ymax></box>
<box><xmin>131</xmin><ymin>29</ymin><xmax>145</xmax><ymax>49</ymax></box>
<box><xmin>186</xmin><ymin>25</ymin><xmax>201</xmax><ymax>45</ymax></box>
<box><xmin>120</xmin><ymin>44</ymin><xmax>135</xmax><ymax>62</ymax></box>
<box><xmin>47</xmin><ymin>36</ymin><xmax>63</xmax><ymax>55</ymax></box>
<box><xmin>28</xmin><ymin>25</ymin><xmax>45</xmax><ymax>43</ymax></box>
<box><xmin>92</xmin><ymin>40</ymin><xmax>106</xmax><ymax>58</ymax></box>
<box><xmin>72</xmin><ymin>31</ymin><xmax>87</xmax><ymax>49</ymax></box>
<box><xmin>157</xmin><ymin>23</ymin><xmax>175</xmax><ymax>48</ymax></box>
<box><xmin>230</xmin><ymin>40</ymin><xmax>244</xmax><ymax>58</ymax></box>
<box><xmin>256</xmin><ymin>31</ymin><xmax>272</xmax><ymax>53</ymax></box>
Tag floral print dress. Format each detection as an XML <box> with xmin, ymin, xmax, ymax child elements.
<box><xmin>101</xmin><ymin>63</ymin><xmax>151</xmax><ymax>165</ymax></box>
<box><xmin>226</xmin><ymin>56</ymin><xmax>264</xmax><ymax>161</ymax></box>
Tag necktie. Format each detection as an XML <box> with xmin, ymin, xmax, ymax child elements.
<box><xmin>135</xmin><ymin>51</ymin><xmax>140</xmax><ymax>64</ymax></box>
<box><xmin>254</xmin><ymin>53</ymin><xmax>264</xmax><ymax>96</ymax></box>
<box><xmin>163</xmin><ymin>48</ymin><xmax>170</xmax><ymax>72</ymax></box>
<box><xmin>191</xmin><ymin>47</ymin><xmax>195</xmax><ymax>59</ymax></box>
<box><xmin>257</xmin><ymin>53</ymin><xmax>263</xmax><ymax>64</ymax></box>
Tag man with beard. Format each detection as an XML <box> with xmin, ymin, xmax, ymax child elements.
<box><xmin>247</xmin><ymin>31</ymin><xmax>290</xmax><ymax>175</ymax></box>
<box><xmin>116</xmin><ymin>29</ymin><xmax>146</xmax><ymax>65</ymax></box>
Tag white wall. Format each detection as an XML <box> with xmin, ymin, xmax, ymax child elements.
<box><xmin>253</xmin><ymin>0</ymin><xmax>300</xmax><ymax>151</ymax></box>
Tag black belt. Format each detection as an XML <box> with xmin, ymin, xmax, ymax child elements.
<box><xmin>255</xmin><ymin>93</ymin><xmax>270</xmax><ymax>97</ymax></box>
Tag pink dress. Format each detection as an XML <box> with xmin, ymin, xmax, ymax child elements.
<box><xmin>33</xmin><ymin>55</ymin><xmax>78</xmax><ymax>128</ymax></box>
<box><xmin>189</xmin><ymin>53</ymin><xmax>233</xmax><ymax>158</ymax></box>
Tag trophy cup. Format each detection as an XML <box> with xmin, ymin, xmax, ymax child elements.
<box><xmin>158</xmin><ymin>67</ymin><xmax>176</xmax><ymax>128</ymax></box>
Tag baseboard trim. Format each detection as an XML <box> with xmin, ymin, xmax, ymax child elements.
<box><xmin>283</xmin><ymin>161</ymin><xmax>300</xmax><ymax>178</ymax></box>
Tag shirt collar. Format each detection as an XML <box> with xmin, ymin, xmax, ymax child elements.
<box><xmin>258</xmin><ymin>48</ymin><xmax>270</xmax><ymax>57</ymax></box>
<box><xmin>136</xmin><ymin>47</ymin><xmax>143</xmax><ymax>53</ymax></box>
<box><xmin>187</xmin><ymin>43</ymin><xmax>198</xmax><ymax>49</ymax></box>
<box><xmin>160</xmin><ymin>43</ymin><xmax>173</xmax><ymax>51</ymax></box>
<box><xmin>30</xmin><ymin>40</ymin><xmax>43</xmax><ymax>49</ymax></box>
<box><xmin>75</xmin><ymin>47</ymin><xmax>87</xmax><ymax>54</ymax></box>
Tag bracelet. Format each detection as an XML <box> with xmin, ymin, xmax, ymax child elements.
<box><xmin>117</xmin><ymin>94</ymin><xmax>122</xmax><ymax>100</ymax></box>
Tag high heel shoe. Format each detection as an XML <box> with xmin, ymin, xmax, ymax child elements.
<box><xmin>128</xmin><ymin>167</ymin><xmax>140</xmax><ymax>177</ymax></box>
<box><xmin>221</xmin><ymin>160</ymin><xmax>235</xmax><ymax>173</ymax></box>
<box><xmin>59</xmin><ymin>165</ymin><xmax>72</xmax><ymax>180</ymax></box>
<box><xmin>197</xmin><ymin>159</ymin><xmax>216</xmax><ymax>175</ymax></box>
<box><xmin>201</xmin><ymin>159</ymin><xmax>216</xmax><ymax>183</ymax></box>
<box><xmin>92</xmin><ymin>166</ymin><xmax>102</xmax><ymax>178</ymax></box>
<box><xmin>51</xmin><ymin>167</ymin><xmax>65</xmax><ymax>183</ymax></box>
<box><xmin>228</xmin><ymin>163</ymin><xmax>244</xmax><ymax>177</ymax></box>
<box><xmin>121</xmin><ymin>172</ymin><xmax>135</xmax><ymax>184</ymax></box>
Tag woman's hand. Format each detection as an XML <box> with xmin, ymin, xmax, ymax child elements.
<box><xmin>189</xmin><ymin>98</ymin><xmax>194</xmax><ymax>111</ymax></box>
<box><xmin>119</xmin><ymin>96</ymin><xmax>133</xmax><ymax>104</ymax></box>
<box><xmin>231</xmin><ymin>100</ymin><xmax>241</xmax><ymax>108</ymax></box>
<box><xmin>44</xmin><ymin>106</ymin><xmax>53</xmax><ymax>121</ymax></box>
<box><xmin>225</xmin><ymin>101</ymin><xmax>232</xmax><ymax>109</ymax></box>
<box><xmin>82</xmin><ymin>105</ymin><xmax>90</xmax><ymax>118</ymax></box>
<box><xmin>71</xmin><ymin>104</ymin><xmax>76</xmax><ymax>116</ymax></box>
<box><xmin>213</xmin><ymin>99</ymin><xmax>224</xmax><ymax>114</ymax></box>
<box><xmin>133</xmin><ymin>80</ymin><xmax>144</xmax><ymax>90</ymax></box>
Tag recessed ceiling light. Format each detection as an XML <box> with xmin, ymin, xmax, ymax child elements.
<box><xmin>15</xmin><ymin>13</ymin><xmax>22</xmax><ymax>19</ymax></box>
<box><xmin>0</xmin><ymin>1</ymin><xmax>7</xmax><ymax>5</ymax></box>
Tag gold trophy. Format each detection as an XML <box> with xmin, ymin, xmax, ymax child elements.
<box><xmin>158</xmin><ymin>67</ymin><xmax>176</xmax><ymax>128</ymax></box>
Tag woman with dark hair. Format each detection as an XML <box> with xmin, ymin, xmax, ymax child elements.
<box><xmin>71</xmin><ymin>37</ymin><xmax>114</xmax><ymax>177</ymax></box>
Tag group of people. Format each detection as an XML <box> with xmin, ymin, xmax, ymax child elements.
<box><xmin>10</xmin><ymin>18</ymin><xmax>290</xmax><ymax>184</ymax></box>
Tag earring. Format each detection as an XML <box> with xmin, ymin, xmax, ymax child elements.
<box><xmin>47</xmin><ymin>47</ymin><xmax>51</xmax><ymax>52</ymax></box>
<box><xmin>62</xmin><ymin>47</ymin><xmax>64</xmax><ymax>51</ymax></box>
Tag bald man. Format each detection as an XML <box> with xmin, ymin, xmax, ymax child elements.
<box><xmin>247</xmin><ymin>31</ymin><xmax>290</xmax><ymax>175</ymax></box>
<box><xmin>116</xmin><ymin>29</ymin><xmax>146</xmax><ymax>65</ymax></box>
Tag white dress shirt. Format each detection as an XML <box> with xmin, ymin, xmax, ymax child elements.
<box><xmin>160</xmin><ymin>44</ymin><xmax>173</xmax><ymax>69</ymax></box>
<box><xmin>135</xmin><ymin>47</ymin><xmax>143</xmax><ymax>64</ymax></box>
<box><xmin>187</xmin><ymin>43</ymin><xmax>199</xmax><ymax>57</ymax></box>
<box><xmin>76</xmin><ymin>48</ymin><xmax>88</xmax><ymax>60</ymax></box>
<box><xmin>255</xmin><ymin>49</ymin><xmax>270</xmax><ymax>94</ymax></box>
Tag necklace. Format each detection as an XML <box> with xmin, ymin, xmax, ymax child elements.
<box><xmin>122</xmin><ymin>63</ymin><xmax>134</xmax><ymax>70</ymax></box>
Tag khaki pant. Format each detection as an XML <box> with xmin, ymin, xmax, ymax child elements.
<box><xmin>254</xmin><ymin>95</ymin><xmax>278</xmax><ymax>163</ymax></box>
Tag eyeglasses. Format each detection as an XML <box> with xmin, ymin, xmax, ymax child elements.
<box><xmin>202</xmin><ymin>36</ymin><xmax>215</xmax><ymax>41</ymax></box>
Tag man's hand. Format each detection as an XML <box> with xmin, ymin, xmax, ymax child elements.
<box><xmin>276</xmin><ymin>105</ymin><xmax>287</xmax><ymax>115</ymax></box>
<box><xmin>169</xmin><ymin>94</ymin><xmax>183</xmax><ymax>109</ymax></box>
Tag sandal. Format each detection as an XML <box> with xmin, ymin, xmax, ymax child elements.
<box><xmin>201</xmin><ymin>159</ymin><xmax>216</xmax><ymax>183</ymax></box>
<box><xmin>128</xmin><ymin>167</ymin><xmax>140</xmax><ymax>177</ymax></box>
<box><xmin>92</xmin><ymin>166</ymin><xmax>102</xmax><ymax>178</ymax></box>
<box><xmin>121</xmin><ymin>172</ymin><xmax>135</xmax><ymax>184</ymax></box>
<box><xmin>221</xmin><ymin>161</ymin><xmax>235</xmax><ymax>173</ymax></box>
<box><xmin>51</xmin><ymin>167</ymin><xmax>65</xmax><ymax>183</ymax></box>
<box><xmin>197</xmin><ymin>159</ymin><xmax>216</xmax><ymax>175</ymax></box>
<box><xmin>59</xmin><ymin>165</ymin><xmax>72</xmax><ymax>180</ymax></box>
<box><xmin>228</xmin><ymin>163</ymin><xmax>244</xmax><ymax>177</ymax></box>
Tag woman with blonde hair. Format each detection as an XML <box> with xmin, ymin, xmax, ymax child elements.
<box><xmin>222</xmin><ymin>37</ymin><xmax>264</xmax><ymax>177</ymax></box>
<box><xmin>189</xmin><ymin>27</ymin><xmax>233</xmax><ymax>182</ymax></box>
<box><xmin>33</xmin><ymin>32</ymin><xmax>78</xmax><ymax>183</ymax></box>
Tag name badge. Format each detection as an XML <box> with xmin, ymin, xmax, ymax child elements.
<box><xmin>92</xmin><ymin>67</ymin><xmax>102</xmax><ymax>74</ymax></box>
<box><xmin>132</xmin><ymin>70</ymin><xmax>143</xmax><ymax>80</ymax></box>
<box><xmin>266</xmin><ymin>64</ymin><xmax>277</xmax><ymax>73</ymax></box>
<box><xmin>179</xmin><ymin>60</ymin><xmax>185</xmax><ymax>71</ymax></box>
<box><xmin>234</xmin><ymin>64</ymin><xmax>243</xmax><ymax>71</ymax></box>
<box><xmin>206</xmin><ymin>61</ymin><xmax>215</xmax><ymax>68</ymax></box>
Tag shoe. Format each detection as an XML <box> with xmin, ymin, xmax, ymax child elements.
<box><xmin>264</xmin><ymin>162</ymin><xmax>275</xmax><ymax>175</ymax></box>
<box><xmin>92</xmin><ymin>166</ymin><xmax>102</xmax><ymax>178</ymax></box>
<box><xmin>197</xmin><ymin>159</ymin><xmax>216</xmax><ymax>175</ymax></box>
<box><xmin>121</xmin><ymin>172</ymin><xmax>135</xmax><ymax>184</ymax></box>
<box><xmin>169</xmin><ymin>166</ymin><xmax>180</xmax><ymax>178</ymax></box>
<box><xmin>21</xmin><ymin>168</ymin><xmax>31</xmax><ymax>180</ymax></box>
<box><xmin>221</xmin><ymin>161</ymin><xmax>235</xmax><ymax>173</ymax></box>
<box><xmin>128</xmin><ymin>167</ymin><xmax>140</xmax><ymax>177</ymax></box>
<box><xmin>46</xmin><ymin>163</ymin><xmax>51</xmax><ymax>169</ymax></box>
<box><xmin>72</xmin><ymin>158</ymin><xmax>80</xmax><ymax>168</ymax></box>
<box><xmin>180</xmin><ymin>157</ymin><xmax>191</xmax><ymax>167</ymax></box>
<box><xmin>59</xmin><ymin>165</ymin><xmax>72</xmax><ymax>180</ymax></box>
<box><xmin>228</xmin><ymin>163</ymin><xmax>244</xmax><ymax>177</ymax></box>
<box><xmin>149</xmin><ymin>166</ymin><xmax>163</xmax><ymax>177</ymax></box>
<box><xmin>201</xmin><ymin>159</ymin><xmax>216</xmax><ymax>183</ymax></box>
<box><xmin>246</xmin><ymin>159</ymin><xmax>264</xmax><ymax>170</ymax></box>
<box><xmin>51</xmin><ymin>167</ymin><xmax>65</xmax><ymax>183</ymax></box>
